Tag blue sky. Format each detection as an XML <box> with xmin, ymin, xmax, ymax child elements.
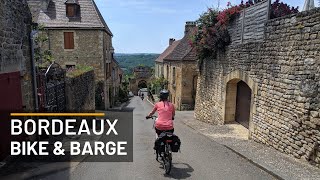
<box><xmin>95</xmin><ymin>0</ymin><xmax>308</xmax><ymax>53</ymax></box>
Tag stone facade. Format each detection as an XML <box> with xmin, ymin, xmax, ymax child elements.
<box><xmin>195</xmin><ymin>9</ymin><xmax>320</xmax><ymax>166</ymax></box>
<box><xmin>65</xmin><ymin>70</ymin><xmax>95</xmax><ymax>112</ymax></box>
<box><xmin>129</xmin><ymin>66</ymin><xmax>152</xmax><ymax>95</ymax></box>
<box><xmin>155</xmin><ymin>61</ymin><xmax>164</xmax><ymax>78</ymax></box>
<box><xmin>107</xmin><ymin>58</ymin><xmax>124</xmax><ymax>107</ymax></box>
<box><xmin>46</xmin><ymin>30</ymin><xmax>107</xmax><ymax>81</ymax></box>
<box><xmin>0</xmin><ymin>0</ymin><xmax>34</xmax><ymax>111</ymax></box>
<box><xmin>42</xmin><ymin>29</ymin><xmax>113</xmax><ymax>109</ymax></box>
<box><xmin>164</xmin><ymin>61</ymin><xmax>198</xmax><ymax>110</ymax></box>
<box><xmin>27</xmin><ymin>0</ymin><xmax>114</xmax><ymax>109</ymax></box>
<box><xmin>159</xmin><ymin>22</ymin><xmax>198</xmax><ymax>110</ymax></box>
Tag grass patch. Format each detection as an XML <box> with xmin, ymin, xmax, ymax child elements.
<box><xmin>66</xmin><ymin>65</ymin><xmax>93</xmax><ymax>78</ymax></box>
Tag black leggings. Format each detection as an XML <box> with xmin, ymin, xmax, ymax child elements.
<box><xmin>155</xmin><ymin>128</ymin><xmax>174</xmax><ymax>136</ymax></box>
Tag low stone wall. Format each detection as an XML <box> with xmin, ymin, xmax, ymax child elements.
<box><xmin>65</xmin><ymin>70</ymin><xmax>95</xmax><ymax>112</ymax></box>
<box><xmin>195</xmin><ymin>9</ymin><xmax>320</xmax><ymax>167</ymax></box>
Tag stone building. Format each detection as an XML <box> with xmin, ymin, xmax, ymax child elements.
<box><xmin>0</xmin><ymin>0</ymin><xmax>34</xmax><ymax>160</ymax></box>
<box><xmin>154</xmin><ymin>38</ymin><xmax>178</xmax><ymax>78</ymax></box>
<box><xmin>129</xmin><ymin>66</ymin><xmax>152</xmax><ymax>95</ymax></box>
<box><xmin>27</xmin><ymin>0</ymin><xmax>114</xmax><ymax>109</ymax></box>
<box><xmin>107</xmin><ymin>57</ymin><xmax>124</xmax><ymax>107</ymax></box>
<box><xmin>158</xmin><ymin>22</ymin><xmax>198</xmax><ymax>110</ymax></box>
<box><xmin>195</xmin><ymin>7</ymin><xmax>320</xmax><ymax>166</ymax></box>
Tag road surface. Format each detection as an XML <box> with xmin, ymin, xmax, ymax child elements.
<box><xmin>36</xmin><ymin>96</ymin><xmax>276</xmax><ymax>180</ymax></box>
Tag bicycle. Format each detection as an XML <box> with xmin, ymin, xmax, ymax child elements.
<box><xmin>146</xmin><ymin>115</ymin><xmax>173</xmax><ymax>174</ymax></box>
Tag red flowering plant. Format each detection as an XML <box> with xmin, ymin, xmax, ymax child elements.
<box><xmin>270</xmin><ymin>0</ymin><xmax>299</xmax><ymax>19</ymax></box>
<box><xmin>190</xmin><ymin>0</ymin><xmax>299</xmax><ymax>71</ymax></box>
<box><xmin>190</xmin><ymin>2</ymin><xmax>242</xmax><ymax>65</ymax></box>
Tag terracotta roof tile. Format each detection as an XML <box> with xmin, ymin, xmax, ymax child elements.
<box><xmin>164</xmin><ymin>33</ymin><xmax>197</xmax><ymax>61</ymax></box>
<box><xmin>155</xmin><ymin>40</ymin><xmax>180</xmax><ymax>63</ymax></box>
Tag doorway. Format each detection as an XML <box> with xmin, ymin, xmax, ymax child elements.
<box><xmin>225</xmin><ymin>79</ymin><xmax>252</xmax><ymax>129</ymax></box>
<box><xmin>235</xmin><ymin>81</ymin><xmax>252</xmax><ymax>128</ymax></box>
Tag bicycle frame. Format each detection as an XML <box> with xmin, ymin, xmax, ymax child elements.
<box><xmin>146</xmin><ymin>115</ymin><xmax>173</xmax><ymax>174</ymax></box>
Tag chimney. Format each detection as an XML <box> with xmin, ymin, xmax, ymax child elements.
<box><xmin>185</xmin><ymin>21</ymin><xmax>196</xmax><ymax>35</ymax></box>
<box><xmin>169</xmin><ymin>38</ymin><xmax>175</xmax><ymax>45</ymax></box>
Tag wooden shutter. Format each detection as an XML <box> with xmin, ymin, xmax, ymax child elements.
<box><xmin>64</xmin><ymin>32</ymin><xmax>74</xmax><ymax>49</ymax></box>
<box><xmin>66</xmin><ymin>5</ymin><xmax>75</xmax><ymax>17</ymax></box>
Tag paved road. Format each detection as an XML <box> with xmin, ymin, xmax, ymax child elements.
<box><xmin>37</xmin><ymin>97</ymin><xmax>276</xmax><ymax>180</ymax></box>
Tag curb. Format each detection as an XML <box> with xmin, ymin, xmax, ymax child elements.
<box><xmin>181</xmin><ymin>120</ymin><xmax>284</xmax><ymax>180</ymax></box>
<box><xmin>146</xmin><ymin>98</ymin><xmax>155</xmax><ymax>106</ymax></box>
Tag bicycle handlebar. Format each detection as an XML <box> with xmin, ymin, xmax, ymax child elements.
<box><xmin>146</xmin><ymin>115</ymin><xmax>157</xmax><ymax>119</ymax></box>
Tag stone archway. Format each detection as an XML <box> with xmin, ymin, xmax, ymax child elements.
<box><xmin>129</xmin><ymin>78</ymin><xmax>151</xmax><ymax>95</ymax></box>
<box><xmin>138</xmin><ymin>80</ymin><xmax>148</xmax><ymax>89</ymax></box>
<box><xmin>223</xmin><ymin>70</ymin><xmax>257</xmax><ymax>132</ymax></box>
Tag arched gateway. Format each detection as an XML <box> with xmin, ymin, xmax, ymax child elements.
<box><xmin>138</xmin><ymin>80</ymin><xmax>148</xmax><ymax>89</ymax></box>
<box><xmin>223</xmin><ymin>70</ymin><xmax>258</xmax><ymax>131</ymax></box>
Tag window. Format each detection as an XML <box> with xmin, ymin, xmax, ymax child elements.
<box><xmin>66</xmin><ymin>4</ymin><xmax>75</xmax><ymax>17</ymax></box>
<box><xmin>119</xmin><ymin>74</ymin><xmax>122</xmax><ymax>83</ymax></box>
<box><xmin>106</xmin><ymin>63</ymin><xmax>111</xmax><ymax>78</ymax></box>
<box><xmin>112</xmin><ymin>68</ymin><xmax>115</xmax><ymax>81</ymax></box>
<box><xmin>64</xmin><ymin>32</ymin><xmax>74</xmax><ymax>49</ymax></box>
<box><xmin>172</xmin><ymin>67</ymin><xmax>176</xmax><ymax>85</ymax></box>
<box><xmin>166</xmin><ymin>65</ymin><xmax>169</xmax><ymax>79</ymax></box>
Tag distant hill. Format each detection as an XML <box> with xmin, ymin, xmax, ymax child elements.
<box><xmin>114</xmin><ymin>53</ymin><xmax>159</xmax><ymax>74</ymax></box>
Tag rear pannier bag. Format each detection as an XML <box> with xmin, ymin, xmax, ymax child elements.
<box><xmin>169</xmin><ymin>135</ymin><xmax>181</xmax><ymax>152</ymax></box>
<box><xmin>154</xmin><ymin>132</ymin><xmax>181</xmax><ymax>153</ymax></box>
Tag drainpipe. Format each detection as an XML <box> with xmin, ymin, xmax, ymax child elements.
<box><xmin>30</xmin><ymin>29</ymin><xmax>39</xmax><ymax>112</ymax></box>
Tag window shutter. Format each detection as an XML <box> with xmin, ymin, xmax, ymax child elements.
<box><xmin>64</xmin><ymin>32</ymin><xmax>74</xmax><ymax>49</ymax></box>
<box><xmin>67</xmin><ymin>5</ymin><xmax>75</xmax><ymax>17</ymax></box>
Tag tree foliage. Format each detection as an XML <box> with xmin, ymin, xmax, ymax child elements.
<box><xmin>114</xmin><ymin>53</ymin><xmax>159</xmax><ymax>75</ymax></box>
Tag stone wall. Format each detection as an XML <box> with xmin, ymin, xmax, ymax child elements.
<box><xmin>65</xmin><ymin>70</ymin><xmax>95</xmax><ymax>112</ymax></box>
<box><xmin>195</xmin><ymin>9</ymin><xmax>320</xmax><ymax>167</ymax></box>
<box><xmin>181</xmin><ymin>61</ymin><xmax>198</xmax><ymax>110</ymax></box>
<box><xmin>0</xmin><ymin>0</ymin><xmax>34</xmax><ymax>111</ymax></box>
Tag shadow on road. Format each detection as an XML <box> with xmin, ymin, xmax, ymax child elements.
<box><xmin>161</xmin><ymin>163</ymin><xmax>194</xmax><ymax>179</ymax></box>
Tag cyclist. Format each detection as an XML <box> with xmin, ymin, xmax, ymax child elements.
<box><xmin>146</xmin><ymin>89</ymin><xmax>175</xmax><ymax>136</ymax></box>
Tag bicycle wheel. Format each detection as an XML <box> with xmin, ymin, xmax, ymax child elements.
<box><xmin>163</xmin><ymin>144</ymin><xmax>172</xmax><ymax>174</ymax></box>
<box><xmin>164</xmin><ymin>153</ymin><xmax>172</xmax><ymax>174</ymax></box>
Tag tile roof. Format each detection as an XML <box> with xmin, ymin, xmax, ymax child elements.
<box><xmin>163</xmin><ymin>28</ymin><xmax>197</xmax><ymax>62</ymax></box>
<box><xmin>163</xmin><ymin>25</ymin><xmax>197</xmax><ymax>61</ymax></box>
<box><xmin>155</xmin><ymin>40</ymin><xmax>181</xmax><ymax>63</ymax></box>
<box><xmin>27</xmin><ymin>0</ymin><xmax>112</xmax><ymax>35</ymax></box>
